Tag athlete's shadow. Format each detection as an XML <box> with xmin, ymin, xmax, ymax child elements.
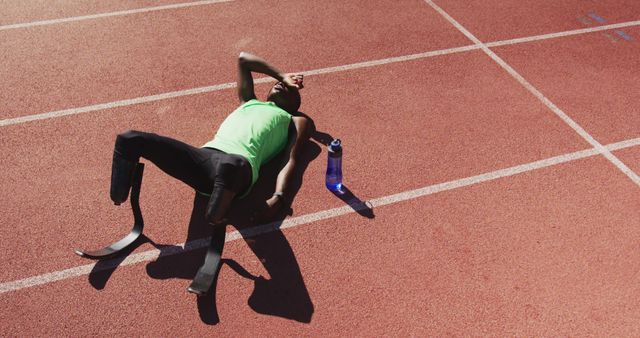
<box><xmin>145</xmin><ymin>121</ymin><xmax>331</xmax><ymax>324</ymax></box>
<box><xmin>219</xmin><ymin>143</ymin><xmax>319</xmax><ymax>323</ymax></box>
<box><xmin>84</xmin><ymin>119</ymin><xmax>370</xmax><ymax>324</ymax></box>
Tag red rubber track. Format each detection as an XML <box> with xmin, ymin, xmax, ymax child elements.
<box><xmin>0</xmin><ymin>0</ymin><xmax>187</xmax><ymax>25</ymax></box>
<box><xmin>435</xmin><ymin>0</ymin><xmax>640</xmax><ymax>41</ymax></box>
<box><xmin>2</xmin><ymin>157</ymin><xmax>639</xmax><ymax>336</ymax></box>
<box><xmin>1</xmin><ymin>0</ymin><xmax>639</xmax><ymax>335</ymax></box>
<box><xmin>492</xmin><ymin>26</ymin><xmax>640</xmax><ymax>145</ymax></box>
<box><xmin>615</xmin><ymin>146</ymin><xmax>640</xmax><ymax>173</ymax></box>
<box><xmin>0</xmin><ymin>0</ymin><xmax>469</xmax><ymax>120</ymax></box>
<box><xmin>0</xmin><ymin>52</ymin><xmax>592</xmax><ymax>282</ymax></box>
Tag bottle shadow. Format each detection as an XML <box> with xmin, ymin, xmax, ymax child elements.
<box><xmin>314</xmin><ymin>129</ymin><xmax>374</xmax><ymax>219</ymax></box>
<box><xmin>331</xmin><ymin>185</ymin><xmax>375</xmax><ymax>219</ymax></box>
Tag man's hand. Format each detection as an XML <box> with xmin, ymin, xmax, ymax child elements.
<box><xmin>282</xmin><ymin>74</ymin><xmax>304</xmax><ymax>89</ymax></box>
<box><xmin>251</xmin><ymin>195</ymin><xmax>283</xmax><ymax>223</ymax></box>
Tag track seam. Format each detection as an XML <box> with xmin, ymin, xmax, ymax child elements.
<box><xmin>0</xmin><ymin>0</ymin><xmax>234</xmax><ymax>31</ymax></box>
<box><xmin>2</xmin><ymin>20</ymin><xmax>640</xmax><ymax>127</ymax></box>
<box><xmin>1</xmin><ymin>138</ymin><xmax>638</xmax><ymax>295</ymax></box>
<box><xmin>423</xmin><ymin>0</ymin><xmax>640</xmax><ymax>186</ymax></box>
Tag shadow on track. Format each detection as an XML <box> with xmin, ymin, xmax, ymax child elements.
<box><xmin>86</xmin><ymin>235</ymin><xmax>151</xmax><ymax>290</ymax></box>
<box><xmin>84</xmin><ymin>120</ymin><xmax>373</xmax><ymax>325</ymax></box>
<box><xmin>313</xmin><ymin>129</ymin><xmax>374</xmax><ymax>219</ymax></box>
<box><xmin>145</xmin><ymin>119</ymin><xmax>343</xmax><ymax>325</ymax></box>
<box><xmin>331</xmin><ymin>185</ymin><xmax>375</xmax><ymax>219</ymax></box>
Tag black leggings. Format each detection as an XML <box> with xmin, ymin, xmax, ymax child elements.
<box><xmin>114</xmin><ymin>130</ymin><xmax>252</xmax><ymax>196</ymax></box>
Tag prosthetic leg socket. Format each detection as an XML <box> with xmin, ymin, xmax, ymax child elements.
<box><xmin>110</xmin><ymin>151</ymin><xmax>138</xmax><ymax>205</ymax></box>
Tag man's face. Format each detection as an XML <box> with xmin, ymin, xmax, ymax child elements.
<box><xmin>267</xmin><ymin>82</ymin><xmax>300</xmax><ymax>113</ymax></box>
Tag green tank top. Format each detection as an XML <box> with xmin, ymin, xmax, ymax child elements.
<box><xmin>203</xmin><ymin>99</ymin><xmax>291</xmax><ymax>193</ymax></box>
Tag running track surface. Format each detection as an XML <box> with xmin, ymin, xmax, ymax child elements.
<box><xmin>1</xmin><ymin>0</ymin><xmax>639</xmax><ymax>335</ymax></box>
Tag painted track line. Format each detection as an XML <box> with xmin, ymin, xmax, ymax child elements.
<box><xmin>1</xmin><ymin>138</ymin><xmax>638</xmax><ymax>295</ymax></box>
<box><xmin>2</xmin><ymin>19</ymin><xmax>640</xmax><ymax>127</ymax></box>
<box><xmin>485</xmin><ymin>19</ymin><xmax>640</xmax><ymax>48</ymax></box>
<box><xmin>0</xmin><ymin>82</ymin><xmax>237</xmax><ymax>127</ymax></box>
<box><xmin>300</xmin><ymin>45</ymin><xmax>479</xmax><ymax>77</ymax></box>
<box><xmin>0</xmin><ymin>45</ymin><xmax>481</xmax><ymax>127</ymax></box>
<box><xmin>424</xmin><ymin>0</ymin><xmax>640</xmax><ymax>187</ymax></box>
<box><xmin>0</xmin><ymin>0</ymin><xmax>234</xmax><ymax>31</ymax></box>
<box><xmin>0</xmin><ymin>46</ymin><xmax>480</xmax><ymax>127</ymax></box>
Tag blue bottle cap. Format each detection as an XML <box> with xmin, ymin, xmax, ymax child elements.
<box><xmin>330</xmin><ymin>139</ymin><xmax>341</xmax><ymax>151</ymax></box>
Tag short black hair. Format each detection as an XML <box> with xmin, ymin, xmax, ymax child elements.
<box><xmin>270</xmin><ymin>88</ymin><xmax>301</xmax><ymax>114</ymax></box>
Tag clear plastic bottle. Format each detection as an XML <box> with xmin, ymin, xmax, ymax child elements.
<box><xmin>325</xmin><ymin>139</ymin><xmax>343</xmax><ymax>192</ymax></box>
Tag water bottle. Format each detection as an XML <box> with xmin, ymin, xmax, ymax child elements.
<box><xmin>325</xmin><ymin>139</ymin><xmax>343</xmax><ymax>192</ymax></box>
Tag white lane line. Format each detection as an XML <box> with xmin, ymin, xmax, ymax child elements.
<box><xmin>300</xmin><ymin>45</ymin><xmax>480</xmax><ymax>76</ymax></box>
<box><xmin>485</xmin><ymin>20</ymin><xmax>640</xmax><ymax>48</ymax></box>
<box><xmin>0</xmin><ymin>45</ymin><xmax>480</xmax><ymax>127</ymax></box>
<box><xmin>424</xmin><ymin>0</ymin><xmax>640</xmax><ymax>187</ymax></box>
<box><xmin>1</xmin><ymin>138</ymin><xmax>638</xmax><ymax>295</ymax></box>
<box><xmin>3</xmin><ymin>19</ymin><xmax>640</xmax><ymax>128</ymax></box>
<box><xmin>0</xmin><ymin>0</ymin><xmax>234</xmax><ymax>31</ymax></box>
<box><xmin>607</xmin><ymin>137</ymin><xmax>640</xmax><ymax>151</ymax></box>
<box><xmin>0</xmin><ymin>82</ymin><xmax>236</xmax><ymax>127</ymax></box>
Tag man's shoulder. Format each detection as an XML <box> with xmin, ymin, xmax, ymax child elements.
<box><xmin>290</xmin><ymin>115</ymin><xmax>314</xmax><ymax>136</ymax></box>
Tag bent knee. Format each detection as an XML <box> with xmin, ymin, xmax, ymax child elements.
<box><xmin>114</xmin><ymin>130</ymin><xmax>147</xmax><ymax>160</ymax></box>
<box><xmin>116</xmin><ymin>129</ymin><xmax>145</xmax><ymax>142</ymax></box>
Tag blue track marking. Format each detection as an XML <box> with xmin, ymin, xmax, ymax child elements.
<box><xmin>615</xmin><ymin>30</ymin><xmax>634</xmax><ymax>41</ymax></box>
<box><xmin>588</xmin><ymin>12</ymin><xmax>607</xmax><ymax>24</ymax></box>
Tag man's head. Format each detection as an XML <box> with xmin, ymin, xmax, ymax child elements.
<box><xmin>267</xmin><ymin>82</ymin><xmax>301</xmax><ymax>114</ymax></box>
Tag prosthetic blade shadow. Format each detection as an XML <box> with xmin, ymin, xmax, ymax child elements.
<box><xmin>145</xmin><ymin>121</ymin><xmax>321</xmax><ymax>324</ymax></box>
<box><xmin>87</xmin><ymin>234</ymin><xmax>151</xmax><ymax>290</ymax></box>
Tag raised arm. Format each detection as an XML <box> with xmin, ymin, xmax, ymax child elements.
<box><xmin>237</xmin><ymin>52</ymin><xmax>302</xmax><ymax>103</ymax></box>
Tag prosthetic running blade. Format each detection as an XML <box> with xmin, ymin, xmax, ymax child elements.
<box><xmin>74</xmin><ymin>163</ymin><xmax>145</xmax><ymax>259</ymax></box>
<box><xmin>187</xmin><ymin>224</ymin><xmax>226</xmax><ymax>296</ymax></box>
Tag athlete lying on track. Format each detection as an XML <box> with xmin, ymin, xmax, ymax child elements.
<box><xmin>110</xmin><ymin>52</ymin><xmax>313</xmax><ymax>227</ymax></box>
